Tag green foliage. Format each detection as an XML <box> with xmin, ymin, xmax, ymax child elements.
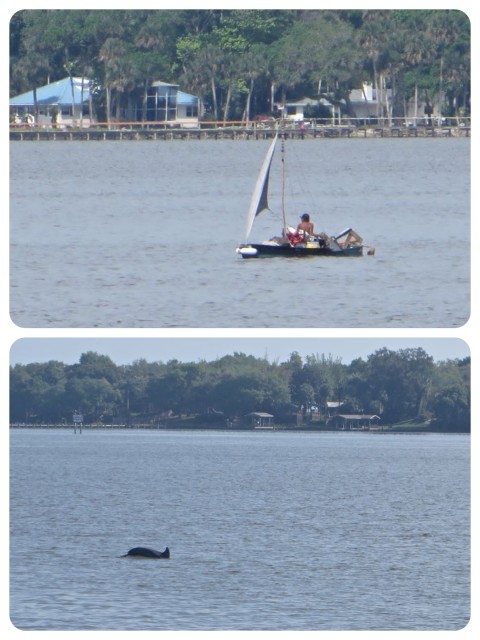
<box><xmin>64</xmin><ymin>376</ymin><xmax>121</xmax><ymax>421</ymax></box>
<box><xmin>10</xmin><ymin>9</ymin><xmax>470</xmax><ymax>120</ymax></box>
<box><xmin>430</xmin><ymin>358</ymin><xmax>470</xmax><ymax>431</ymax></box>
<box><xmin>9</xmin><ymin>350</ymin><xmax>470</xmax><ymax>431</ymax></box>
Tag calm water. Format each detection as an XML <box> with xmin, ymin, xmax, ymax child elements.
<box><xmin>10</xmin><ymin>138</ymin><xmax>470</xmax><ymax>328</ymax></box>
<box><xmin>10</xmin><ymin>429</ymin><xmax>470</xmax><ymax>631</ymax></box>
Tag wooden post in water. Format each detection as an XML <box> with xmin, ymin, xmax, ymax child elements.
<box><xmin>73</xmin><ymin>412</ymin><xmax>83</xmax><ymax>434</ymax></box>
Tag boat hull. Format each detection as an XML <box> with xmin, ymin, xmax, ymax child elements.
<box><xmin>237</xmin><ymin>243</ymin><xmax>364</xmax><ymax>258</ymax></box>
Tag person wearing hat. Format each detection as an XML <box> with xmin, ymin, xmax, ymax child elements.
<box><xmin>296</xmin><ymin>213</ymin><xmax>328</xmax><ymax>246</ymax></box>
<box><xmin>297</xmin><ymin>213</ymin><xmax>317</xmax><ymax>237</ymax></box>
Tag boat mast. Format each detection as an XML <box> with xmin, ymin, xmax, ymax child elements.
<box><xmin>281</xmin><ymin>123</ymin><xmax>287</xmax><ymax>236</ymax></box>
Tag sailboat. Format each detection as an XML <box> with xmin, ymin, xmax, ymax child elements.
<box><xmin>236</xmin><ymin>132</ymin><xmax>372</xmax><ymax>259</ymax></box>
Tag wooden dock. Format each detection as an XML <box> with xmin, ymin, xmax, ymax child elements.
<box><xmin>11</xmin><ymin>423</ymin><xmax>171</xmax><ymax>430</ymax></box>
<box><xmin>9</xmin><ymin>123</ymin><xmax>470</xmax><ymax>142</ymax></box>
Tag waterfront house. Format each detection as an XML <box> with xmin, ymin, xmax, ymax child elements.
<box><xmin>10</xmin><ymin>76</ymin><xmax>93</xmax><ymax>127</ymax></box>
<box><xmin>10</xmin><ymin>77</ymin><xmax>202</xmax><ymax>128</ymax></box>
<box><xmin>275</xmin><ymin>83</ymin><xmax>394</xmax><ymax>124</ymax></box>
<box><xmin>126</xmin><ymin>81</ymin><xmax>202</xmax><ymax>127</ymax></box>
<box><xmin>275</xmin><ymin>96</ymin><xmax>323</xmax><ymax>122</ymax></box>
<box><xmin>348</xmin><ymin>83</ymin><xmax>393</xmax><ymax>120</ymax></box>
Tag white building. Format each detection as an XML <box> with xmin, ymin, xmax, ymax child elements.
<box><xmin>10</xmin><ymin>76</ymin><xmax>93</xmax><ymax>127</ymax></box>
<box><xmin>275</xmin><ymin>83</ymin><xmax>394</xmax><ymax>123</ymax></box>
<box><xmin>348</xmin><ymin>83</ymin><xmax>393</xmax><ymax>119</ymax></box>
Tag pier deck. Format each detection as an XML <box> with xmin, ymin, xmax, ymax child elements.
<box><xmin>10</xmin><ymin>123</ymin><xmax>470</xmax><ymax>142</ymax></box>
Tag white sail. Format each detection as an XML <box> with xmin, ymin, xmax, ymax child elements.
<box><xmin>244</xmin><ymin>134</ymin><xmax>277</xmax><ymax>242</ymax></box>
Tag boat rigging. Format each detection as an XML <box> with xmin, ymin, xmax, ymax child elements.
<box><xmin>236</xmin><ymin>127</ymin><xmax>374</xmax><ymax>259</ymax></box>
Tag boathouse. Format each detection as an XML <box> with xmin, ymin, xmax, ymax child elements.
<box><xmin>245</xmin><ymin>412</ymin><xmax>275</xmax><ymax>429</ymax></box>
<box><xmin>330</xmin><ymin>414</ymin><xmax>381</xmax><ymax>430</ymax></box>
<box><xmin>326</xmin><ymin>401</ymin><xmax>345</xmax><ymax>417</ymax></box>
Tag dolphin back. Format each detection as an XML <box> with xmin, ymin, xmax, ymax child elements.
<box><xmin>123</xmin><ymin>546</ymin><xmax>170</xmax><ymax>558</ymax></box>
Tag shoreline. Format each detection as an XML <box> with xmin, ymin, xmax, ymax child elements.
<box><xmin>9</xmin><ymin>124</ymin><xmax>470</xmax><ymax>142</ymax></box>
<box><xmin>9</xmin><ymin>424</ymin><xmax>469</xmax><ymax>434</ymax></box>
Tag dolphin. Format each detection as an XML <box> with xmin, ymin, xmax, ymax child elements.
<box><xmin>122</xmin><ymin>546</ymin><xmax>170</xmax><ymax>559</ymax></box>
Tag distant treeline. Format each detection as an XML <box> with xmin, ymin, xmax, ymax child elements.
<box><xmin>10</xmin><ymin>9</ymin><xmax>470</xmax><ymax>123</ymax></box>
<box><xmin>10</xmin><ymin>349</ymin><xmax>470</xmax><ymax>431</ymax></box>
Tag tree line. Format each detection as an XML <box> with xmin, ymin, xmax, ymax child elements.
<box><xmin>9</xmin><ymin>349</ymin><xmax>470</xmax><ymax>431</ymax></box>
<box><xmin>10</xmin><ymin>9</ymin><xmax>470</xmax><ymax>123</ymax></box>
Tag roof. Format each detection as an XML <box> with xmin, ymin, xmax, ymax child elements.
<box><xmin>177</xmin><ymin>91</ymin><xmax>198</xmax><ymax>106</ymax></box>
<box><xmin>10</xmin><ymin>77</ymin><xmax>198</xmax><ymax>110</ymax></box>
<box><xmin>150</xmin><ymin>82</ymin><xmax>197</xmax><ymax>105</ymax></box>
<box><xmin>286</xmin><ymin>97</ymin><xmax>319</xmax><ymax>107</ymax></box>
<box><xmin>245</xmin><ymin>412</ymin><xmax>274</xmax><ymax>418</ymax></box>
<box><xmin>10</xmin><ymin>77</ymin><xmax>91</xmax><ymax>108</ymax></box>
<box><xmin>151</xmin><ymin>81</ymin><xmax>179</xmax><ymax>88</ymax></box>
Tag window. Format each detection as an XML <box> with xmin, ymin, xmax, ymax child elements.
<box><xmin>145</xmin><ymin>85</ymin><xmax>178</xmax><ymax>121</ymax></box>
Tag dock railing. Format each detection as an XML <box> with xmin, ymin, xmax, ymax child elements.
<box><xmin>10</xmin><ymin>116</ymin><xmax>471</xmax><ymax>140</ymax></box>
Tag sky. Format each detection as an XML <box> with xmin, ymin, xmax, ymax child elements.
<box><xmin>9</xmin><ymin>336</ymin><xmax>471</xmax><ymax>366</ymax></box>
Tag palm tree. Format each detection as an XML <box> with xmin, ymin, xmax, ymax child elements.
<box><xmin>269</xmin><ymin>34</ymin><xmax>306</xmax><ymax>115</ymax></box>
<box><xmin>193</xmin><ymin>44</ymin><xmax>223</xmax><ymax>120</ymax></box>
<box><xmin>11</xmin><ymin>52</ymin><xmax>51</xmax><ymax>125</ymax></box>
<box><xmin>426</xmin><ymin>10</ymin><xmax>465</xmax><ymax>122</ymax></box>
<box><xmin>401</xmin><ymin>22</ymin><xmax>432</xmax><ymax>123</ymax></box>
<box><xmin>238</xmin><ymin>45</ymin><xmax>267</xmax><ymax>122</ymax></box>
<box><xmin>219</xmin><ymin>50</ymin><xmax>241</xmax><ymax>123</ymax></box>
<box><xmin>99</xmin><ymin>37</ymin><xmax>135</xmax><ymax>123</ymax></box>
<box><xmin>358</xmin><ymin>11</ymin><xmax>392</xmax><ymax>121</ymax></box>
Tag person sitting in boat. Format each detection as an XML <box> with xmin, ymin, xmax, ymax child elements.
<box><xmin>293</xmin><ymin>213</ymin><xmax>328</xmax><ymax>246</ymax></box>
<box><xmin>297</xmin><ymin>213</ymin><xmax>315</xmax><ymax>237</ymax></box>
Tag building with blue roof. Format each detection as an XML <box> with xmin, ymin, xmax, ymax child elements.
<box><xmin>10</xmin><ymin>77</ymin><xmax>202</xmax><ymax>128</ymax></box>
<box><xmin>9</xmin><ymin>76</ymin><xmax>92</xmax><ymax>126</ymax></box>
<box><xmin>126</xmin><ymin>81</ymin><xmax>202</xmax><ymax>126</ymax></box>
